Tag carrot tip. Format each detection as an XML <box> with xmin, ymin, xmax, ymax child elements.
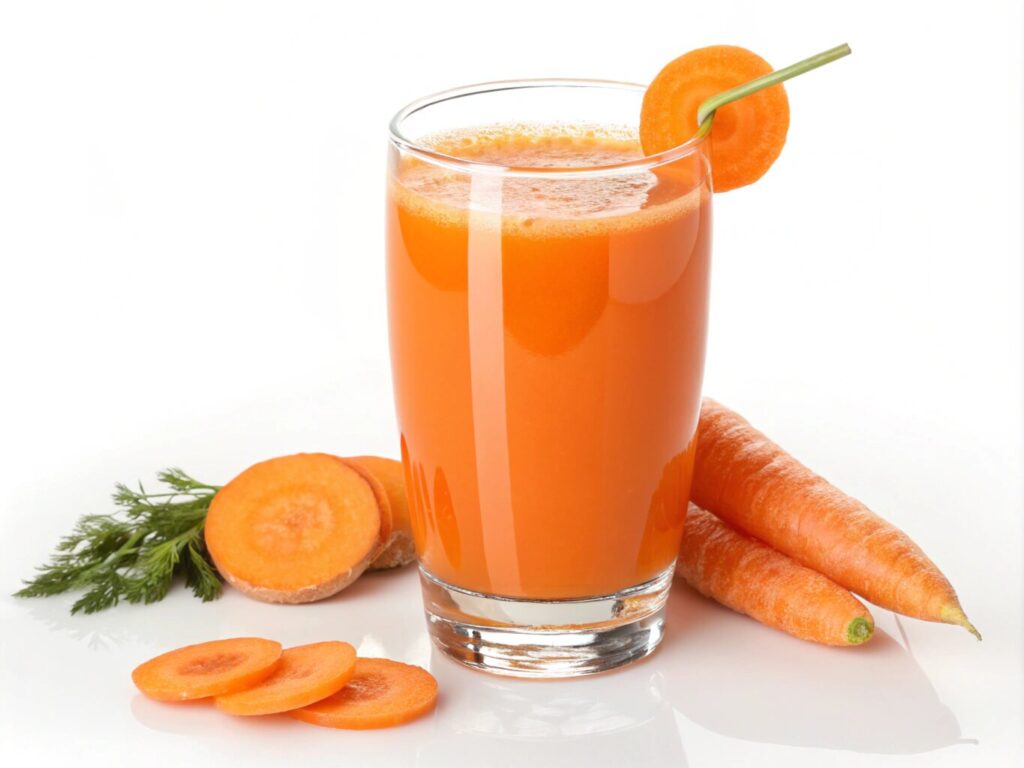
<box><xmin>846</xmin><ymin>617</ymin><xmax>874</xmax><ymax>645</ymax></box>
<box><xmin>941</xmin><ymin>604</ymin><xmax>982</xmax><ymax>640</ymax></box>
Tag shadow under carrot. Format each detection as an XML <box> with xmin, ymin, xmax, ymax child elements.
<box><xmin>658</xmin><ymin>585</ymin><xmax>967</xmax><ymax>755</ymax></box>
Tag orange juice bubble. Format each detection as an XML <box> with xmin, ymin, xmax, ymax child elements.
<box><xmin>388</xmin><ymin>125</ymin><xmax>710</xmax><ymax>600</ymax></box>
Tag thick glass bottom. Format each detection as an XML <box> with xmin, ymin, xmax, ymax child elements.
<box><xmin>420</xmin><ymin>565</ymin><xmax>674</xmax><ymax>678</ymax></box>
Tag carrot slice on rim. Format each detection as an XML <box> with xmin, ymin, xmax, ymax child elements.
<box><xmin>290</xmin><ymin>658</ymin><xmax>438</xmax><ymax>729</ymax></box>
<box><xmin>640</xmin><ymin>45</ymin><xmax>790</xmax><ymax>192</ymax></box>
<box><xmin>214</xmin><ymin>641</ymin><xmax>357</xmax><ymax>716</ymax></box>
<box><xmin>131</xmin><ymin>637</ymin><xmax>282</xmax><ymax>702</ymax></box>
<box><xmin>204</xmin><ymin>453</ymin><xmax>381</xmax><ymax>604</ymax></box>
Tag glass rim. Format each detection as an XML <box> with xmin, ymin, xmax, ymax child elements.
<box><xmin>388</xmin><ymin>78</ymin><xmax>706</xmax><ymax>179</ymax></box>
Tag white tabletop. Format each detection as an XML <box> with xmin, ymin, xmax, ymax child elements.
<box><xmin>3</xmin><ymin>532</ymin><xmax>1021</xmax><ymax>767</ymax></box>
<box><xmin>1</xmin><ymin>1</ymin><xmax>1021</xmax><ymax>765</ymax></box>
<box><xmin>3</xmin><ymin>373</ymin><xmax>1021</xmax><ymax>767</ymax></box>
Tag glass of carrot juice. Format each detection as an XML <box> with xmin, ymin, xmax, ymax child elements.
<box><xmin>386</xmin><ymin>80</ymin><xmax>711</xmax><ymax>677</ymax></box>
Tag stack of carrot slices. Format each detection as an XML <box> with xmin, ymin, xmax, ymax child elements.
<box><xmin>132</xmin><ymin>637</ymin><xmax>437</xmax><ymax>729</ymax></box>
<box><xmin>203</xmin><ymin>453</ymin><xmax>416</xmax><ymax>606</ymax></box>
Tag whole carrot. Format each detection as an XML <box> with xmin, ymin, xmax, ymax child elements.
<box><xmin>677</xmin><ymin>504</ymin><xmax>874</xmax><ymax>646</ymax></box>
<box><xmin>692</xmin><ymin>399</ymin><xmax>979</xmax><ymax>638</ymax></box>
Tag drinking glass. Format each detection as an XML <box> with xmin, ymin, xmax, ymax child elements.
<box><xmin>386</xmin><ymin>80</ymin><xmax>712</xmax><ymax>677</ymax></box>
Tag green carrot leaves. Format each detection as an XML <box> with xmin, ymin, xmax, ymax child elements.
<box><xmin>15</xmin><ymin>469</ymin><xmax>222</xmax><ymax>614</ymax></box>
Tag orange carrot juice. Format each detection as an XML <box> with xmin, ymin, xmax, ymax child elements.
<box><xmin>387</xmin><ymin>125</ymin><xmax>711</xmax><ymax>601</ymax></box>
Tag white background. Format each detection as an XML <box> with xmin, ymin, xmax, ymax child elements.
<box><xmin>1</xmin><ymin>1</ymin><xmax>1021</xmax><ymax>766</ymax></box>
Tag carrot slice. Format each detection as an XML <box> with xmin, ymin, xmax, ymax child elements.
<box><xmin>640</xmin><ymin>45</ymin><xmax>790</xmax><ymax>192</ymax></box>
<box><xmin>204</xmin><ymin>453</ymin><xmax>381</xmax><ymax>604</ymax></box>
<box><xmin>290</xmin><ymin>658</ymin><xmax>437</xmax><ymax>729</ymax></box>
<box><xmin>214</xmin><ymin>641</ymin><xmax>357</xmax><ymax>716</ymax></box>
<box><xmin>131</xmin><ymin>637</ymin><xmax>282</xmax><ymax>702</ymax></box>
<box><xmin>678</xmin><ymin>504</ymin><xmax>874</xmax><ymax>646</ymax></box>
<box><xmin>692</xmin><ymin>398</ymin><xmax>980</xmax><ymax>638</ymax></box>
<box><xmin>348</xmin><ymin>456</ymin><xmax>417</xmax><ymax>570</ymax></box>
<box><xmin>337</xmin><ymin>457</ymin><xmax>394</xmax><ymax>560</ymax></box>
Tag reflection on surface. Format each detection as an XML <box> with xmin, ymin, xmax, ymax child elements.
<box><xmin>660</xmin><ymin>585</ymin><xmax>962</xmax><ymax>754</ymax></box>
<box><xmin>20</xmin><ymin>592</ymin><xmax>213</xmax><ymax>652</ymax></box>
<box><xmin>131</xmin><ymin>694</ymin><xmax>252</xmax><ymax>736</ymax></box>
<box><xmin>417</xmin><ymin>649</ymin><xmax>687</xmax><ymax>767</ymax></box>
<box><xmin>636</xmin><ymin>447</ymin><xmax>694</xmax><ymax>574</ymax></box>
<box><xmin>129</xmin><ymin>693</ymin><xmax>424</xmax><ymax>765</ymax></box>
<box><xmin>21</xmin><ymin>560</ymin><xmax>430</xmax><ymax>664</ymax></box>
<box><xmin>23</xmin><ymin>556</ymin><xmax>963</xmax><ymax>760</ymax></box>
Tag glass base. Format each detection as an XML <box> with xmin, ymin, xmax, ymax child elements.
<box><xmin>420</xmin><ymin>565</ymin><xmax>674</xmax><ymax>678</ymax></box>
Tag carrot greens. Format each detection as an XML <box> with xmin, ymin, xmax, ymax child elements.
<box><xmin>15</xmin><ymin>469</ymin><xmax>222</xmax><ymax>614</ymax></box>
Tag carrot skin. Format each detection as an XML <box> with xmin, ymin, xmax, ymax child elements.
<box><xmin>677</xmin><ymin>504</ymin><xmax>873</xmax><ymax>646</ymax></box>
<box><xmin>691</xmin><ymin>399</ymin><xmax>979</xmax><ymax>638</ymax></box>
<box><xmin>338</xmin><ymin>457</ymin><xmax>394</xmax><ymax>557</ymax></box>
<box><xmin>347</xmin><ymin>456</ymin><xmax>417</xmax><ymax>570</ymax></box>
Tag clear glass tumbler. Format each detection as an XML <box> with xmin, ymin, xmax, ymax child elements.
<box><xmin>386</xmin><ymin>80</ymin><xmax>712</xmax><ymax>677</ymax></box>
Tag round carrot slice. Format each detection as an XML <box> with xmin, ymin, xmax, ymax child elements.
<box><xmin>347</xmin><ymin>456</ymin><xmax>417</xmax><ymax>570</ymax></box>
<box><xmin>640</xmin><ymin>45</ymin><xmax>790</xmax><ymax>192</ymax></box>
<box><xmin>290</xmin><ymin>658</ymin><xmax>438</xmax><ymax>729</ymax></box>
<box><xmin>337</xmin><ymin>457</ymin><xmax>394</xmax><ymax>560</ymax></box>
<box><xmin>131</xmin><ymin>637</ymin><xmax>282</xmax><ymax>702</ymax></box>
<box><xmin>214</xmin><ymin>641</ymin><xmax>357</xmax><ymax>716</ymax></box>
<box><xmin>204</xmin><ymin>453</ymin><xmax>381</xmax><ymax>604</ymax></box>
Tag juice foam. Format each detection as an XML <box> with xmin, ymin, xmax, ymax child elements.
<box><xmin>392</xmin><ymin>124</ymin><xmax>704</xmax><ymax>234</ymax></box>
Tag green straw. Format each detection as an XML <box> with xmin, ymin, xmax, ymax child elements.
<box><xmin>694</xmin><ymin>43</ymin><xmax>852</xmax><ymax>139</ymax></box>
